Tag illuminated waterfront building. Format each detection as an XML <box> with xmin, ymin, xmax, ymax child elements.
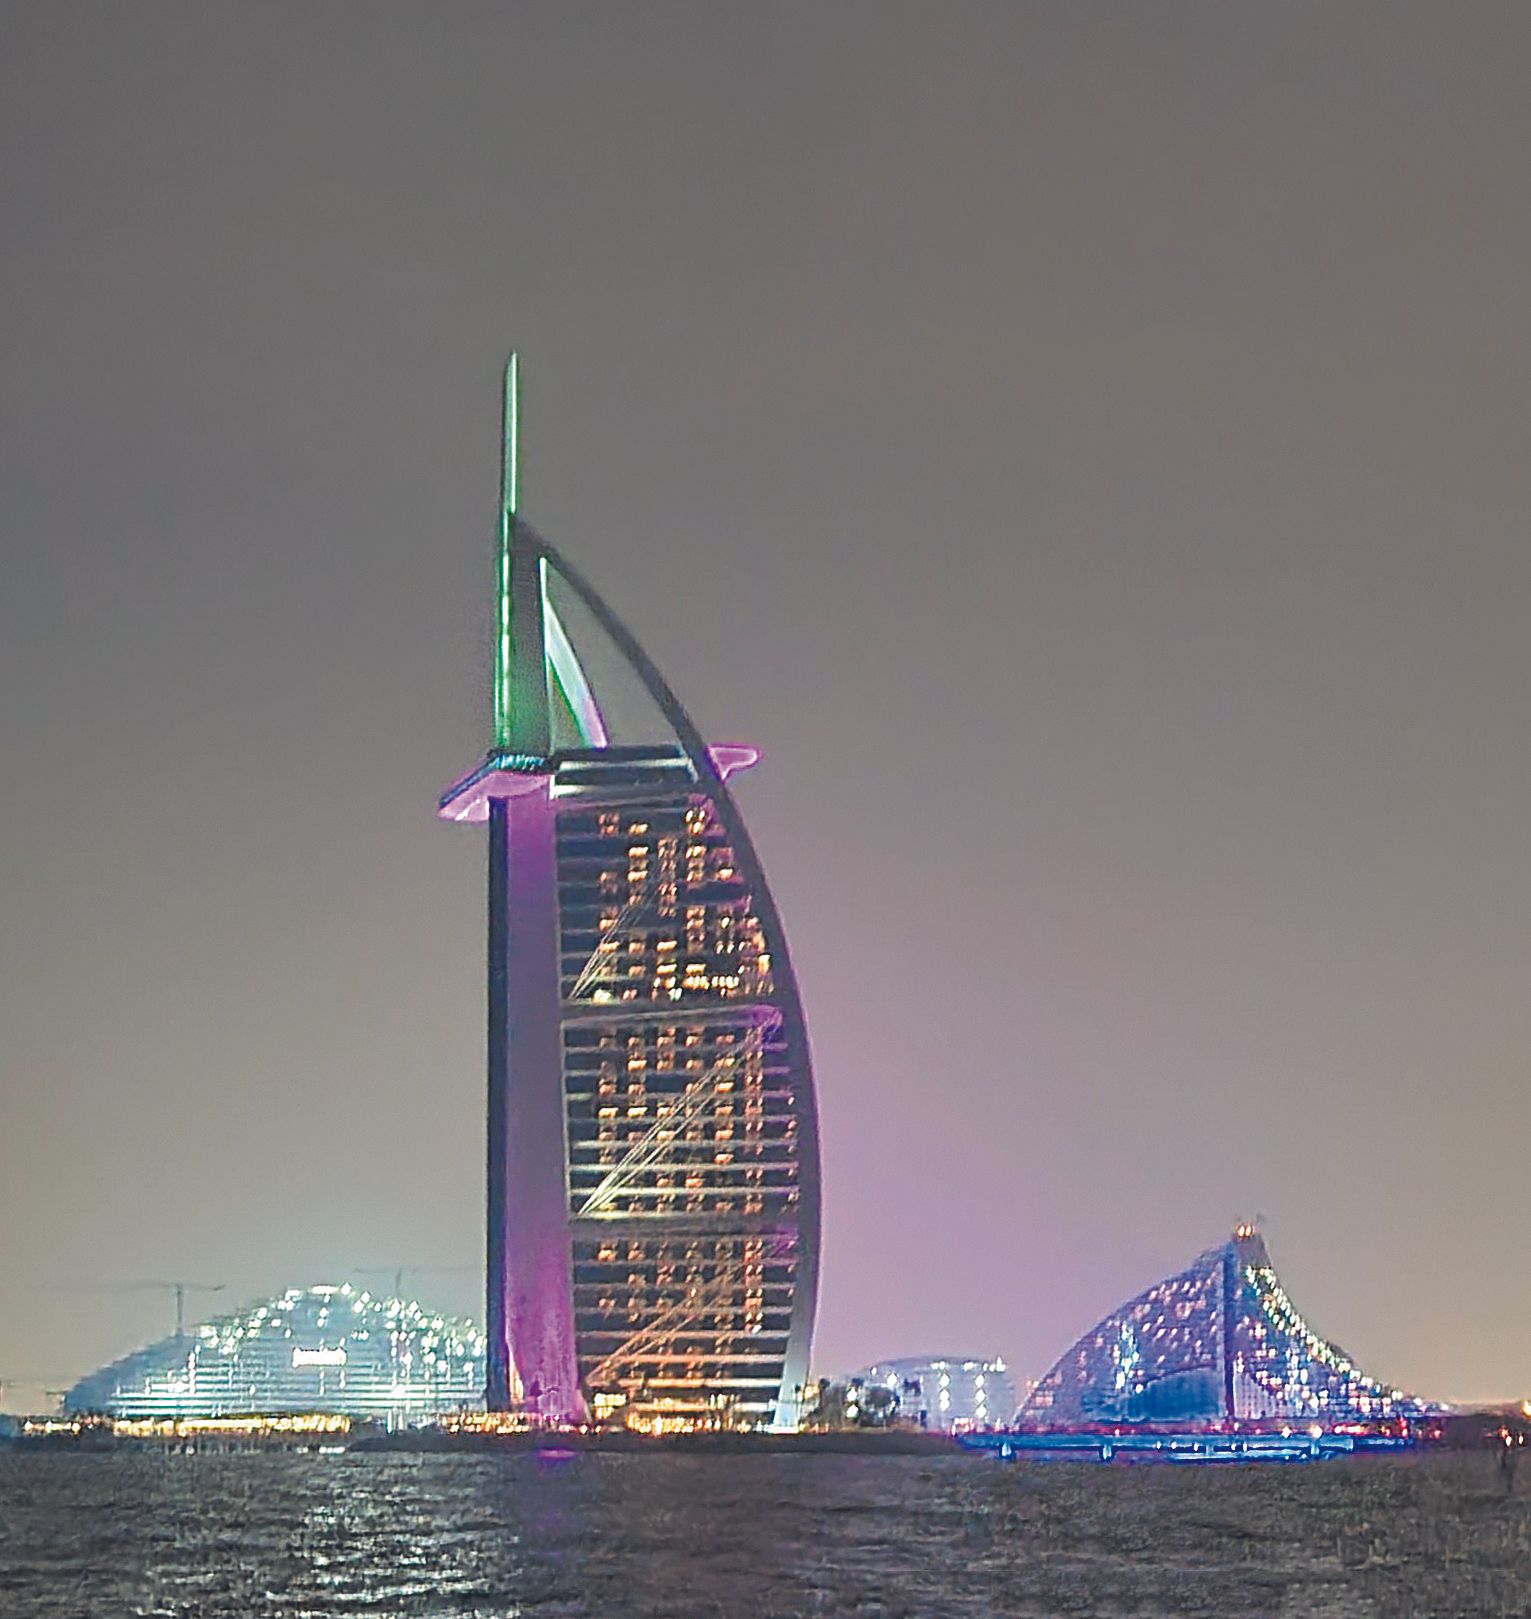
<box><xmin>1020</xmin><ymin>1226</ymin><xmax>1436</xmax><ymax>1430</ymax></box>
<box><xmin>440</xmin><ymin>358</ymin><xmax>821</xmax><ymax>1429</ymax></box>
<box><xmin>62</xmin><ymin>1286</ymin><xmax>483</xmax><ymax>1423</ymax></box>
<box><xmin>850</xmin><ymin>1356</ymin><xmax>1017</xmax><ymax>1430</ymax></box>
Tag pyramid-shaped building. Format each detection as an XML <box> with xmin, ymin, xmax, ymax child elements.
<box><xmin>1020</xmin><ymin>1227</ymin><xmax>1435</xmax><ymax>1430</ymax></box>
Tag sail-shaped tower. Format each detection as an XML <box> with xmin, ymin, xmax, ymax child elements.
<box><xmin>441</xmin><ymin>358</ymin><xmax>820</xmax><ymax>1430</ymax></box>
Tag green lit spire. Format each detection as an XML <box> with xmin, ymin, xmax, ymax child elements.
<box><xmin>492</xmin><ymin>354</ymin><xmax>518</xmax><ymax>749</ymax></box>
<box><xmin>491</xmin><ymin>352</ymin><xmax>551</xmax><ymax>756</ymax></box>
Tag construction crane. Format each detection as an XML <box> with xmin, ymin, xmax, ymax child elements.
<box><xmin>25</xmin><ymin>1279</ymin><xmax>229</xmax><ymax>1350</ymax></box>
<box><xmin>349</xmin><ymin>1264</ymin><xmax>476</xmax><ymax>1301</ymax></box>
<box><xmin>0</xmin><ymin>1374</ymin><xmax>69</xmax><ymax>1413</ymax></box>
<box><xmin>125</xmin><ymin>1280</ymin><xmax>227</xmax><ymax>1338</ymax></box>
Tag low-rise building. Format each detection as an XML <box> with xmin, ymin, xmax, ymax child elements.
<box><xmin>848</xmin><ymin>1355</ymin><xmax>1017</xmax><ymax>1431</ymax></box>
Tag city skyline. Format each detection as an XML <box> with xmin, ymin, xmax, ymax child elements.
<box><xmin>5</xmin><ymin>4</ymin><xmax>1531</xmax><ymax>1411</ymax></box>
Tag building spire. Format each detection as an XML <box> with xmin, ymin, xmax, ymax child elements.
<box><xmin>491</xmin><ymin>352</ymin><xmax>551</xmax><ymax>755</ymax></box>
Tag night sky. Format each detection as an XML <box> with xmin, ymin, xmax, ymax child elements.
<box><xmin>4</xmin><ymin>3</ymin><xmax>1530</xmax><ymax>1411</ymax></box>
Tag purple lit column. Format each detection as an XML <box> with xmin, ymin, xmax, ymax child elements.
<box><xmin>486</xmin><ymin>778</ymin><xmax>584</xmax><ymax>1421</ymax></box>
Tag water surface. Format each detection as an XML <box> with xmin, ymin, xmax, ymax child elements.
<box><xmin>0</xmin><ymin>1449</ymin><xmax>1524</xmax><ymax>1617</ymax></box>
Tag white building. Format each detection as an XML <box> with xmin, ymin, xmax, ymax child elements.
<box><xmin>850</xmin><ymin>1355</ymin><xmax>1017</xmax><ymax>1431</ymax></box>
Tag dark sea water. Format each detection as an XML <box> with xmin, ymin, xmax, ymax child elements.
<box><xmin>0</xmin><ymin>1449</ymin><xmax>1526</xmax><ymax>1618</ymax></box>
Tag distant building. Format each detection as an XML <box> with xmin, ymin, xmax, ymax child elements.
<box><xmin>850</xmin><ymin>1355</ymin><xmax>1017</xmax><ymax>1431</ymax></box>
<box><xmin>1020</xmin><ymin>1226</ymin><xmax>1437</xmax><ymax>1431</ymax></box>
<box><xmin>63</xmin><ymin>1286</ymin><xmax>483</xmax><ymax>1424</ymax></box>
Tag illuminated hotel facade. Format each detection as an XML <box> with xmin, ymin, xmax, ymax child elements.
<box><xmin>1020</xmin><ymin>1226</ymin><xmax>1435</xmax><ymax>1431</ymax></box>
<box><xmin>440</xmin><ymin>359</ymin><xmax>820</xmax><ymax>1429</ymax></box>
<box><xmin>62</xmin><ymin>1287</ymin><xmax>483</xmax><ymax>1423</ymax></box>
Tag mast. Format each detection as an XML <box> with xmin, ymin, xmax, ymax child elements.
<box><xmin>493</xmin><ymin>353</ymin><xmax>551</xmax><ymax>755</ymax></box>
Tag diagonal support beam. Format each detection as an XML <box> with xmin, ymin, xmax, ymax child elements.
<box><xmin>569</xmin><ymin>882</ymin><xmax>653</xmax><ymax>1000</ymax></box>
<box><xmin>578</xmin><ymin>1030</ymin><xmax>763</xmax><ymax>1218</ymax></box>
<box><xmin>584</xmin><ymin>1230</ymin><xmax>795</xmax><ymax>1390</ymax></box>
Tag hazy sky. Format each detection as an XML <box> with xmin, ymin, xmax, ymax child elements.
<box><xmin>4</xmin><ymin>2</ymin><xmax>1530</xmax><ymax>1411</ymax></box>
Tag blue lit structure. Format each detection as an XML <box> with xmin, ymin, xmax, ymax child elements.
<box><xmin>1020</xmin><ymin>1227</ymin><xmax>1436</xmax><ymax>1431</ymax></box>
<box><xmin>62</xmin><ymin>1286</ymin><xmax>484</xmax><ymax>1422</ymax></box>
<box><xmin>962</xmin><ymin>1429</ymin><xmax>1419</xmax><ymax>1464</ymax></box>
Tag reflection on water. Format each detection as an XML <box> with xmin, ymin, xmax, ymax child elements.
<box><xmin>0</xmin><ymin>1450</ymin><xmax>1524</xmax><ymax>1617</ymax></box>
